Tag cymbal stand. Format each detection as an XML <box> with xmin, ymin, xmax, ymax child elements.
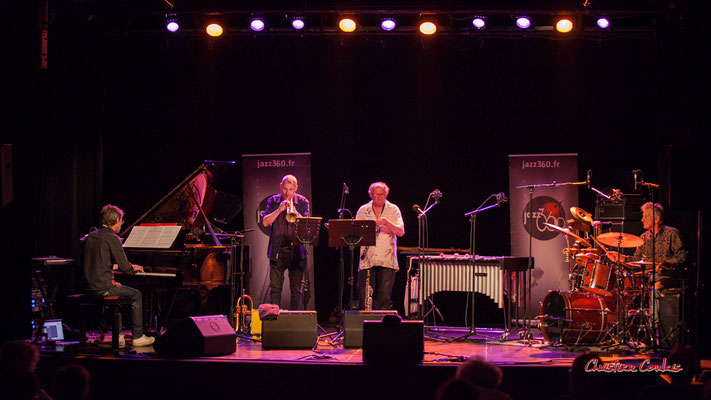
<box><xmin>637</xmin><ymin>173</ymin><xmax>661</xmax><ymax>353</ymax></box>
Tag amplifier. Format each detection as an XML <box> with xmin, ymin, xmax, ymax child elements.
<box><xmin>344</xmin><ymin>310</ymin><xmax>398</xmax><ymax>348</ymax></box>
<box><xmin>595</xmin><ymin>194</ymin><xmax>645</xmax><ymax>221</ymax></box>
<box><xmin>261</xmin><ymin>311</ymin><xmax>317</xmax><ymax>349</ymax></box>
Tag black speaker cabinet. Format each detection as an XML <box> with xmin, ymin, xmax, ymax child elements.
<box><xmin>344</xmin><ymin>310</ymin><xmax>398</xmax><ymax>348</ymax></box>
<box><xmin>154</xmin><ymin>315</ymin><xmax>236</xmax><ymax>358</ymax></box>
<box><xmin>595</xmin><ymin>194</ymin><xmax>645</xmax><ymax>221</ymax></box>
<box><xmin>659</xmin><ymin>290</ymin><xmax>684</xmax><ymax>349</ymax></box>
<box><xmin>261</xmin><ymin>311</ymin><xmax>317</xmax><ymax>349</ymax></box>
<box><xmin>362</xmin><ymin>315</ymin><xmax>424</xmax><ymax>364</ymax></box>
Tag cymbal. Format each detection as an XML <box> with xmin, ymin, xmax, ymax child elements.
<box><xmin>543</xmin><ymin>223</ymin><xmax>591</xmax><ymax>247</ymax></box>
<box><xmin>570</xmin><ymin>207</ymin><xmax>594</xmax><ymax>225</ymax></box>
<box><xmin>596</xmin><ymin>232</ymin><xmax>644</xmax><ymax>248</ymax></box>
<box><xmin>627</xmin><ymin>260</ymin><xmax>653</xmax><ymax>266</ymax></box>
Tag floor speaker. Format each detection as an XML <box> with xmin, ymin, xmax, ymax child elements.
<box><xmin>261</xmin><ymin>310</ymin><xmax>317</xmax><ymax>349</ymax></box>
<box><xmin>154</xmin><ymin>315</ymin><xmax>236</xmax><ymax>357</ymax></box>
<box><xmin>344</xmin><ymin>310</ymin><xmax>398</xmax><ymax>348</ymax></box>
<box><xmin>659</xmin><ymin>290</ymin><xmax>683</xmax><ymax>349</ymax></box>
<box><xmin>362</xmin><ymin>315</ymin><xmax>424</xmax><ymax>364</ymax></box>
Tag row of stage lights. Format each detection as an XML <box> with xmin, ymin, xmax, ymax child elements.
<box><xmin>163</xmin><ymin>13</ymin><xmax>619</xmax><ymax>37</ymax></box>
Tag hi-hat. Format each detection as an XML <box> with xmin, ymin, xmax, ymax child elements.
<box><xmin>544</xmin><ymin>223</ymin><xmax>591</xmax><ymax>247</ymax></box>
<box><xmin>596</xmin><ymin>232</ymin><xmax>644</xmax><ymax>248</ymax></box>
<box><xmin>570</xmin><ymin>207</ymin><xmax>594</xmax><ymax>225</ymax></box>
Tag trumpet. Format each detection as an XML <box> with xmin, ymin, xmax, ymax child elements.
<box><xmin>285</xmin><ymin>198</ymin><xmax>298</xmax><ymax>223</ymax></box>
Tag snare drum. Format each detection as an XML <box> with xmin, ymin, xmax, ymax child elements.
<box><xmin>539</xmin><ymin>290</ymin><xmax>611</xmax><ymax>344</ymax></box>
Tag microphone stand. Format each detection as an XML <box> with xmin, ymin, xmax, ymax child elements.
<box><xmin>416</xmin><ymin>197</ymin><xmax>445</xmax><ymax>324</ymax></box>
<box><xmin>638</xmin><ymin>178</ymin><xmax>660</xmax><ymax>353</ymax></box>
<box><xmin>337</xmin><ymin>185</ymin><xmax>350</xmax><ymax>318</ymax></box>
<box><xmin>451</xmin><ymin>197</ymin><xmax>505</xmax><ymax>342</ymax></box>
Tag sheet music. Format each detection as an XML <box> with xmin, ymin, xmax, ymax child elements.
<box><xmin>123</xmin><ymin>225</ymin><xmax>182</xmax><ymax>249</ymax></box>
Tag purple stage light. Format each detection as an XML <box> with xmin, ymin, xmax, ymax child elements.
<box><xmin>166</xmin><ymin>21</ymin><xmax>179</xmax><ymax>32</ymax></box>
<box><xmin>381</xmin><ymin>19</ymin><xmax>396</xmax><ymax>31</ymax></box>
<box><xmin>250</xmin><ymin>19</ymin><xmax>265</xmax><ymax>32</ymax></box>
<box><xmin>516</xmin><ymin>17</ymin><xmax>531</xmax><ymax>29</ymax></box>
<box><xmin>292</xmin><ymin>18</ymin><xmax>305</xmax><ymax>30</ymax></box>
<box><xmin>597</xmin><ymin>18</ymin><xmax>610</xmax><ymax>29</ymax></box>
<box><xmin>472</xmin><ymin>18</ymin><xmax>486</xmax><ymax>30</ymax></box>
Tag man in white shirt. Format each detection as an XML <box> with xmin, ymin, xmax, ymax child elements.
<box><xmin>355</xmin><ymin>182</ymin><xmax>405</xmax><ymax>310</ymax></box>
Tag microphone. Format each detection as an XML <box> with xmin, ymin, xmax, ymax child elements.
<box><xmin>495</xmin><ymin>192</ymin><xmax>508</xmax><ymax>203</ymax></box>
<box><xmin>412</xmin><ymin>204</ymin><xmax>423</xmax><ymax>215</ymax></box>
<box><xmin>430</xmin><ymin>189</ymin><xmax>442</xmax><ymax>201</ymax></box>
<box><xmin>343</xmin><ymin>182</ymin><xmax>349</xmax><ymax>195</ymax></box>
<box><xmin>586</xmin><ymin>170</ymin><xmax>592</xmax><ymax>189</ymax></box>
<box><xmin>632</xmin><ymin>169</ymin><xmax>641</xmax><ymax>191</ymax></box>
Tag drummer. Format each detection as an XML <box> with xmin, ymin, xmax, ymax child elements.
<box><xmin>607</xmin><ymin>202</ymin><xmax>687</xmax><ymax>290</ymax></box>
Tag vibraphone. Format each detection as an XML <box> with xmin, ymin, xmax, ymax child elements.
<box><xmin>405</xmin><ymin>255</ymin><xmax>532</xmax><ymax>323</ymax></box>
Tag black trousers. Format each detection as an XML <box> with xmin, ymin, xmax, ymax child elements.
<box><xmin>357</xmin><ymin>266</ymin><xmax>396</xmax><ymax>310</ymax></box>
<box><xmin>269</xmin><ymin>247</ymin><xmax>305</xmax><ymax>310</ymax></box>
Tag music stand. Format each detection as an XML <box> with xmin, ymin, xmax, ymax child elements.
<box><xmin>292</xmin><ymin>217</ymin><xmax>323</xmax><ymax>246</ymax></box>
<box><xmin>327</xmin><ymin>219</ymin><xmax>377</xmax><ymax>312</ymax></box>
<box><xmin>293</xmin><ymin>217</ymin><xmax>322</xmax><ymax>311</ymax></box>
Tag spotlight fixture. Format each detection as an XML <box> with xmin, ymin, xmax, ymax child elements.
<box><xmin>555</xmin><ymin>18</ymin><xmax>573</xmax><ymax>33</ymax></box>
<box><xmin>165</xmin><ymin>14</ymin><xmax>180</xmax><ymax>32</ymax></box>
<box><xmin>419</xmin><ymin>21</ymin><xmax>437</xmax><ymax>35</ymax></box>
<box><xmin>596</xmin><ymin>17</ymin><xmax>610</xmax><ymax>29</ymax></box>
<box><xmin>515</xmin><ymin>16</ymin><xmax>531</xmax><ymax>29</ymax></box>
<box><xmin>380</xmin><ymin>18</ymin><xmax>397</xmax><ymax>31</ymax></box>
<box><xmin>472</xmin><ymin>17</ymin><xmax>486</xmax><ymax>30</ymax></box>
<box><xmin>250</xmin><ymin>18</ymin><xmax>265</xmax><ymax>32</ymax></box>
<box><xmin>291</xmin><ymin>17</ymin><xmax>305</xmax><ymax>30</ymax></box>
<box><xmin>206</xmin><ymin>23</ymin><xmax>224</xmax><ymax>37</ymax></box>
<box><xmin>339</xmin><ymin>18</ymin><xmax>357</xmax><ymax>32</ymax></box>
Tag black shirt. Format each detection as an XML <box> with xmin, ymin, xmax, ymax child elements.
<box><xmin>83</xmin><ymin>226</ymin><xmax>134</xmax><ymax>291</ymax></box>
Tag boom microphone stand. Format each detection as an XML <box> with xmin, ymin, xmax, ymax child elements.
<box><xmin>451</xmin><ymin>192</ymin><xmax>507</xmax><ymax>342</ymax></box>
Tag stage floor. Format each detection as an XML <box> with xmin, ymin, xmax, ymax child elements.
<box><xmin>36</xmin><ymin>325</ymin><xmax>708</xmax><ymax>400</ymax></box>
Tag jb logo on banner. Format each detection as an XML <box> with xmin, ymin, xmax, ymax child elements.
<box><xmin>242</xmin><ymin>153</ymin><xmax>315</xmax><ymax>310</ymax></box>
<box><xmin>509</xmin><ymin>154</ymin><xmax>578</xmax><ymax>320</ymax></box>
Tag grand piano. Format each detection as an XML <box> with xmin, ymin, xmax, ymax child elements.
<box><xmin>116</xmin><ymin>161</ymin><xmax>244</xmax><ymax>330</ymax></box>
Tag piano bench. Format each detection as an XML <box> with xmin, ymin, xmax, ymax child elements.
<box><xmin>67</xmin><ymin>294</ymin><xmax>133</xmax><ymax>349</ymax></box>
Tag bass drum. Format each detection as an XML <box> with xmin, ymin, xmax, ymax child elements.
<box><xmin>539</xmin><ymin>290</ymin><xmax>611</xmax><ymax>345</ymax></box>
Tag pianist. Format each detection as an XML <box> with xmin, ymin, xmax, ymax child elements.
<box><xmin>83</xmin><ymin>204</ymin><xmax>155</xmax><ymax>347</ymax></box>
<box><xmin>262</xmin><ymin>175</ymin><xmax>310</xmax><ymax>310</ymax></box>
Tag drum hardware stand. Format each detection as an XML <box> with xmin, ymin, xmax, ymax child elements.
<box><xmin>451</xmin><ymin>193</ymin><xmax>506</xmax><ymax>343</ymax></box>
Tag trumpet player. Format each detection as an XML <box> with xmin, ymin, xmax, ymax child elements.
<box><xmin>356</xmin><ymin>182</ymin><xmax>405</xmax><ymax>310</ymax></box>
<box><xmin>262</xmin><ymin>174</ymin><xmax>310</xmax><ymax>310</ymax></box>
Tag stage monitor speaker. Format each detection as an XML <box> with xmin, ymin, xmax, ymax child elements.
<box><xmin>659</xmin><ymin>289</ymin><xmax>684</xmax><ymax>350</ymax></box>
<box><xmin>261</xmin><ymin>310</ymin><xmax>317</xmax><ymax>349</ymax></box>
<box><xmin>344</xmin><ymin>310</ymin><xmax>398</xmax><ymax>348</ymax></box>
<box><xmin>154</xmin><ymin>315</ymin><xmax>236</xmax><ymax>358</ymax></box>
<box><xmin>362</xmin><ymin>315</ymin><xmax>424</xmax><ymax>364</ymax></box>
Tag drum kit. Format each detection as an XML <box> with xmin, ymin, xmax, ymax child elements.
<box><xmin>538</xmin><ymin>206</ymin><xmax>655</xmax><ymax>348</ymax></box>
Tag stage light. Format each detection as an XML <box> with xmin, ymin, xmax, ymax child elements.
<box><xmin>165</xmin><ymin>14</ymin><xmax>179</xmax><ymax>32</ymax></box>
<box><xmin>250</xmin><ymin>18</ymin><xmax>265</xmax><ymax>32</ymax></box>
<box><xmin>555</xmin><ymin>18</ymin><xmax>573</xmax><ymax>33</ymax></box>
<box><xmin>597</xmin><ymin>17</ymin><xmax>610</xmax><ymax>29</ymax></box>
<box><xmin>291</xmin><ymin>17</ymin><xmax>305</xmax><ymax>30</ymax></box>
<box><xmin>472</xmin><ymin>17</ymin><xmax>486</xmax><ymax>30</ymax></box>
<box><xmin>516</xmin><ymin>16</ymin><xmax>531</xmax><ymax>29</ymax></box>
<box><xmin>206</xmin><ymin>23</ymin><xmax>224</xmax><ymax>37</ymax></box>
<box><xmin>339</xmin><ymin>18</ymin><xmax>357</xmax><ymax>32</ymax></box>
<box><xmin>381</xmin><ymin>18</ymin><xmax>397</xmax><ymax>31</ymax></box>
<box><xmin>419</xmin><ymin>21</ymin><xmax>437</xmax><ymax>35</ymax></box>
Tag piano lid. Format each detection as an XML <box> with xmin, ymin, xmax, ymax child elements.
<box><xmin>120</xmin><ymin>161</ymin><xmax>239</xmax><ymax>243</ymax></box>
